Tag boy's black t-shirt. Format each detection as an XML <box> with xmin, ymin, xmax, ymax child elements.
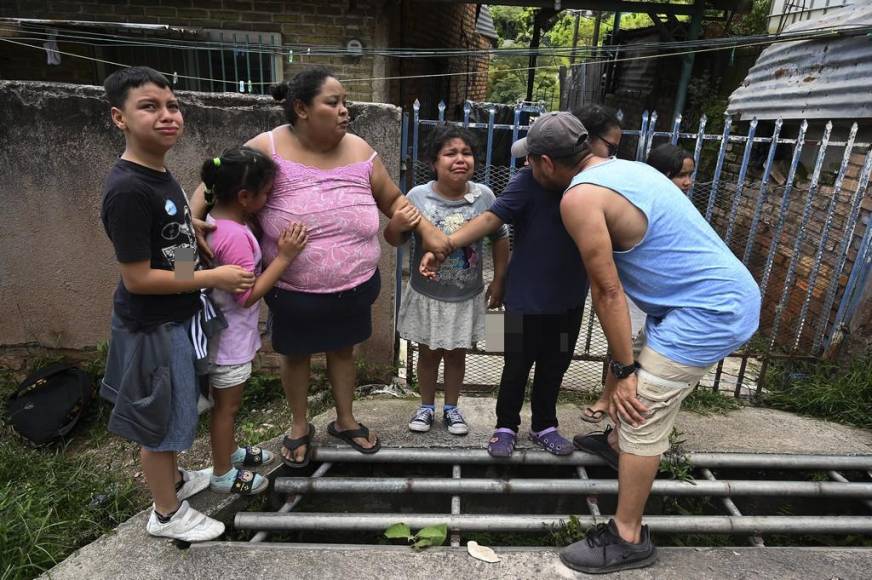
<box><xmin>101</xmin><ymin>159</ymin><xmax>201</xmax><ymax>331</ymax></box>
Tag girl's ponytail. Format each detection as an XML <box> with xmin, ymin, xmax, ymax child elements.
<box><xmin>199</xmin><ymin>147</ymin><xmax>277</xmax><ymax>210</ymax></box>
<box><xmin>200</xmin><ymin>156</ymin><xmax>222</xmax><ymax>209</ymax></box>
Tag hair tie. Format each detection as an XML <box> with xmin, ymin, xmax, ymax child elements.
<box><xmin>213</xmin><ymin>157</ymin><xmax>221</xmax><ymax>167</ymax></box>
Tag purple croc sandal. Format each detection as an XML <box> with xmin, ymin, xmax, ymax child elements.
<box><xmin>487</xmin><ymin>428</ymin><xmax>517</xmax><ymax>458</ymax></box>
<box><xmin>529</xmin><ymin>427</ymin><xmax>574</xmax><ymax>456</ymax></box>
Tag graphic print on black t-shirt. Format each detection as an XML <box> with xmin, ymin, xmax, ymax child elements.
<box><xmin>158</xmin><ymin>199</ymin><xmax>198</xmax><ymax>268</ymax></box>
<box><xmin>101</xmin><ymin>159</ymin><xmax>202</xmax><ymax>331</ymax></box>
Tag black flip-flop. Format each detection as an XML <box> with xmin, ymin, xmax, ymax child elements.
<box><xmin>327</xmin><ymin>421</ymin><xmax>381</xmax><ymax>454</ymax></box>
<box><xmin>281</xmin><ymin>423</ymin><xmax>315</xmax><ymax>469</ymax></box>
<box><xmin>581</xmin><ymin>406</ymin><xmax>607</xmax><ymax>424</ymax></box>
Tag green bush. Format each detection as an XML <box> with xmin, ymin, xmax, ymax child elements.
<box><xmin>0</xmin><ymin>442</ymin><xmax>144</xmax><ymax>580</ymax></box>
<box><xmin>763</xmin><ymin>357</ymin><xmax>872</xmax><ymax>429</ymax></box>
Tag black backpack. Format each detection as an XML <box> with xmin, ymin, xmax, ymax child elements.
<box><xmin>5</xmin><ymin>363</ymin><xmax>93</xmax><ymax>446</ymax></box>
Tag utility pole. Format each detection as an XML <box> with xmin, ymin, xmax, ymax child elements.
<box><xmin>526</xmin><ymin>10</ymin><xmax>544</xmax><ymax>102</ymax></box>
<box><xmin>673</xmin><ymin>0</ymin><xmax>705</xmax><ymax>119</ymax></box>
<box><xmin>570</xmin><ymin>10</ymin><xmax>581</xmax><ymax>64</ymax></box>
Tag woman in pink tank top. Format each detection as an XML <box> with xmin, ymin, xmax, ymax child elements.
<box><xmin>192</xmin><ymin>67</ymin><xmax>450</xmax><ymax>464</ymax></box>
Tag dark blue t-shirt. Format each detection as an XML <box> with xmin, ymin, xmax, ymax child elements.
<box><xmin>488</xmin><ymin>168</ymin><xmax>588</xmax><ymax>314</ymax></box>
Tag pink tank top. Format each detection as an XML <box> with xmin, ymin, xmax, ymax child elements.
<box><xmin>259</xmin><ymin>129</ymin><xmax>381</xmax><ymax>293</ymax></box>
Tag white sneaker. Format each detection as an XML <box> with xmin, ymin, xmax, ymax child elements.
<box><xmin>177</xmin><ymin>468</ymin><xmax>211</xmax><ymax>501</ymax></box>
<box><xmin>146</xmin><ymin>501</ymin><xmax>225</xmax><ymax>542</ymax></box>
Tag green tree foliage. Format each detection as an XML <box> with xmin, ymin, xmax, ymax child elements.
<box><xmin>486</xmin><ymin>8</ymin><xmax>654</xmax><ymax>108</ymax></box>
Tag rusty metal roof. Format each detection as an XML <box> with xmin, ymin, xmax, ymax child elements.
<box><xmin>727</xmin><ymin>4</ymin><xmax>872</xmax><ymax>121</ymax></box>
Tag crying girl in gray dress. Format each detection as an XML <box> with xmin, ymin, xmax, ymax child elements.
<box><xmin>385</xmin><ymin>126</ymin><xmax>509</xmax><ymax>436</ymax></box>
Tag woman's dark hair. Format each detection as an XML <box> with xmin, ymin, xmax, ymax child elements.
<box><xmin>103</xmin><ymin>66</ymin><xmax>171</xmax><ymax>108</ymax></box>
<box><xmin>425</xmin><ymin>125</ymin><xmax>479</xmax><ymax>179</ymax></box>
<box><xmin>201</xmin><ymin>146</ymin><xmax>276</xmax><ymax>208</ymax></box>
<box><xmin>270</xmin><ymin>66</ymin><xmax>335</xmax><ymax>124</ymax></box>
<box><xmin>572</xmin><ymin>104</ymin><xmax>621</xmax><ymax>137</ymax></box>
<box><xmin>646</xmin><ymin>143</ymin><xmax>694</xmax><ymax>178</ymax></box>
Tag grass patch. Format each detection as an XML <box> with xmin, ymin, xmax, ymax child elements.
<box><xmin>762</xmin><ymin>357</ymin><xmax>872</xmax><ymax>429</ymax></box>
<box><xmin>0</xmin><ymin>440</ymin><xmax>145</xmax><ymax>580</ymax></box>
<box><xmin>682</xmin><ymin>387</ymin><xmax>742</xmax><ymax>416</ymax></box>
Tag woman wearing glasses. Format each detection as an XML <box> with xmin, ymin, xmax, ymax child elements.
<box><xmin>574</xmin><ymin>105</ymin><xmax>622</xmax><ymax>159</ymax></box>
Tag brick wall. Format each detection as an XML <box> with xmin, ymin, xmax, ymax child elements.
<box><xmin>0</xmin><ymin>0</ymin><xmax>381</xmax><ymax>101</ymax></box>
<box><xmin>386</xmin><ymin>1</ymin><xmax>492</xmax><ymax>118</ymax></box>
<box><xmin>1</xmin><ymin>0</ymin><xmax>494</xmax><ymax>110</ymax></box>
<box><xmin>707</xmin><ymin>138</ymin><xmax>871</xmax><ymax>354</ymax></box>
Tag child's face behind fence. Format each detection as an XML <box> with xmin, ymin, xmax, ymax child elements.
<box><xmin>672</xmin><ymin>158</ymin><xmax>694</xmax><ymax>193</ymax></box>
<box><xmin>111</xmin><ymin>82</ymin><xmax>183</xmax><ymax>152</ymax></box>
<box><xmin>433</xmin><ymin>137</ymin><xmax>474</xmax><ymax>187</ymax></box>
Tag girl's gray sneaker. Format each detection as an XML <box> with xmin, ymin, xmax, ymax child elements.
<box><xmin>409</xmin><ymin>407</ymin><xmax>435</xmax><ymax>432</ymax></box>
<box><xmin>443</xmin><ymin>407</ymin><xmax>469</xmax><ymax>435</ymax></box>
<box><xmin>559</xmin><ymin>519</ymin><xmax>657</xmax><ymax>574</ymax></box>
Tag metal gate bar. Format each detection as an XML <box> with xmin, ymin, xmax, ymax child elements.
<box><xmin>576</xmin><ymin>466</ymin><xmax>601</xmax><ymax>517</ymax></box>
<box><xmin>249</xmin><ymin>462</ymin><xmax>333</xmax><ymax>543</ymax></box>
<box><xmin>235</xmin><ymin>513</ymin><xmax>872</xmax><ymax>535</ymax></box>
<box><xmin>308</xmin><ymin>447</ymin><xmax>872</xmax><ymax>470</ymax></box>
<box><xmin>702</xmin><ymin>468</ymin><xmax>765</xmax><ymax>547</ymax></box>
<box><xmin>273</xmin><ymin>477</ymin><xmax>872</xmax><ymax>498</ymax></box>
<box><xmin>829</xmin><ymin>470</ymin><xmax>872</xmax><ymax>512</ymax></box>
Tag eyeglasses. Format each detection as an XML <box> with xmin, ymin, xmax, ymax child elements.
<box><xmin>598</xmin><ymin>136</ymin><xmax>620</xmax><ymax>157</ymax></box>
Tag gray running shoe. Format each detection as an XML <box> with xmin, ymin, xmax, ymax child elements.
<box><xmin>559</xmin><ymin>519</ymin><xmax>657</xmax><ymax>574</ymax></box>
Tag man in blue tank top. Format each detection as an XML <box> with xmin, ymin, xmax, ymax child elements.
<box><xmin>516</xmin><ymin>112</ymin><xmax>760</xmax><ymax>573</ymax></box>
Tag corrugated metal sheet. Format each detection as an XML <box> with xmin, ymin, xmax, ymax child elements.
<box><xmin>476</xmin><ymin>5</ymin><xmax>499</xmax><ymax>41</ymax></box>
<box><xmin>614</xmin><ymin>31</ymin><xmax>661</xmax><ymax>98</ymax></box>
<box><xmin>728</xmin><ymin>4</ymin><xmax>872</xmax><ymax>121</ymax></box>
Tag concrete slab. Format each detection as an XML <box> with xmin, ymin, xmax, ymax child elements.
<box><xmin>47</xmin><ymin>542</ymin><xmax>872</xmax><ymax>580</ymax></box>
<box><xmin>309</xmin><ymin>396</ymin><xmax>872</xmax><ymax>455</ymax></box>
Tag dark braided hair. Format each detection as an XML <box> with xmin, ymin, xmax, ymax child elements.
<box><xmin>200</xmin><ymin>146</ymin><xmax>276</xmax><ymax>209</ymax></box>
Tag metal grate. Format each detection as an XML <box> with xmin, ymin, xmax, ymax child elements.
<box><xmin>237</xmin><ymin>448</ymin><xmax>872</xmax><ymax>545</ymax></box>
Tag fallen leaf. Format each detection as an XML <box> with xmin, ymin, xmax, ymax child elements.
<box><xmin>467</xmin><ymin>540</ymin><xmax>500</xmax><ymax>563</ymax></box>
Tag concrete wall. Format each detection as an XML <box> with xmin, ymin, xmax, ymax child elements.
<box><xmin>0</xmin><ymin>80</ymin><xmax>399</xmax><ymax>372</ymax></box>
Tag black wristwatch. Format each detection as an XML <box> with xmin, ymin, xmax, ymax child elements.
<box><xmin>609</xmin><ymin>359</ymin><xmax>639</xmax><ymax>379</ymax></box>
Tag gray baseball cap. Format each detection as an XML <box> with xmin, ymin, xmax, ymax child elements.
<box><xmin>510</xmin><ymin>111</ymin><xmax>589</xmax><ymax>158</ymax></box>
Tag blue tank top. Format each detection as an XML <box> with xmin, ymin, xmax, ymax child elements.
<box><xmin>568</xmin><ymin>158</ymin><xmax>760</xmax><ymax>366</ymax></box>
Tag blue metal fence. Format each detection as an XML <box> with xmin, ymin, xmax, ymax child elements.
<box><xmin>398</xmin><ymin>100</ymin><xmax>872</xmax><ymax>396</ymax></box>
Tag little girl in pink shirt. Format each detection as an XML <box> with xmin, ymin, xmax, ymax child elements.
<box><xmin>202</xmin><ymin>147</ymin><xmax>307</xmax><ymax>495</ymax></box>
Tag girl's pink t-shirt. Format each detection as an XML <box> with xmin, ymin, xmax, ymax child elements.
<box><xmin>258</xmin><ymin>130</ymin><xmax>381</xmax><ymax>294</ymax></box>
<box><xmin>206</xmin><ymin>214</ymin><xmax>262</xmax><ymax>365</ymax></box>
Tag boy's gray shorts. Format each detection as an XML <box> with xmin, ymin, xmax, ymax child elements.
<box><xmin>104</xmin><ymin>312</ymin><xmax>199</xmax><ymax>453</ymax></box>
<box><xmin>142</xmin><ymin>320</ymin><xmax>199</xmax><ymax>452</ymax></box>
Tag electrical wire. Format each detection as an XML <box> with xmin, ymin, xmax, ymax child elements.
<box><xmin>1</xmin><ymin>20</ymin><xmax>868</xmax><ymax>87</ymax></box>
<box><xmin>1</xmin><ymin>19</ymin><xmax>867</xmax><ymax>59</ymax></box>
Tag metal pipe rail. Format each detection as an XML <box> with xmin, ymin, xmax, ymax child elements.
<box><xmin>234</xmin><ymin>513</ymin><xmax>872</xmax><ymax>535</ymax></box>
<box><xmin>701</xmin><ymin>468</ymin><xmax>765</xmax><ymax>547</ymax></box>
<box><xmin>249</xmin><ymin>462</ymin><xmax>333</xmax><ymax>544</ymax></box>
<box><xmin>274</xmin><ymin>477</ymin><xmax>872</xmax><ymax>498</ymax></box>
<box><xmin>309</xmin><ymin>448</ymin><xmax>872</xmax><ymax>470</ymax></box>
